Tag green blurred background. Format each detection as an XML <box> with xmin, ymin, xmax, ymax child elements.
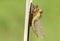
<box><xmin>0</xmin><ymin>0</ymin><xmax>60</xmax><ymax>41</ymax></box>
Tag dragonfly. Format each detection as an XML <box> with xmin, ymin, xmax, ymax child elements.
<box><xmin>30</xmin><ymin>4</ymin><xmax>45</xmax><ymax>39</ymax></box>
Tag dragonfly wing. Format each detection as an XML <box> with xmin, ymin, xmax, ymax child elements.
<box><xmin>35</xmin><ymin>18</ymin><xmax>44</xmax><ymax>39</ymax></box>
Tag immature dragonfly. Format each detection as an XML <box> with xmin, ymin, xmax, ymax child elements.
<box><xmin>30</xmin><ymin>4</ymin><xmax>45</xmax><ymax>39</ymax></box>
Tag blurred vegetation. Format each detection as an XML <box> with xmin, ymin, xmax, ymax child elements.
<box><xmin>0</xmin><ymin>0</ymin><xmax>25</xmax><ymax>41</ymax></box>
<box><xmin>0</xmin><ymin>0</ymin><xmax>60</xmax><ymax>41</ymax></box>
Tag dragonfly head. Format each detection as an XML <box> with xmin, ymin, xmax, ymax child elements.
<box><xmin>31</xmin><ymin>4</ymin><xmax>43</xmax><ymax>15</ymax></box>
<box><xmin>31</xmin><ymin>5</ymin><xmax>39</xmax><ymax>14</ymax></box>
